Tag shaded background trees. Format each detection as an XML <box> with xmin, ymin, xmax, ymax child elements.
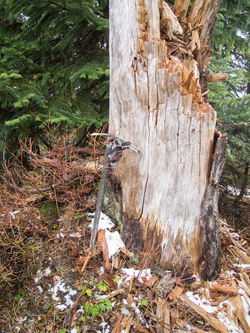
<box><xmin>208</xmin><ymin>0</ymin><xmax>249</xmax><ymax>228</ymax></box>
<box><xmin>0</xmin><ymin>0</ymin><xmax>109</xmax><ymax>156</ymax></box>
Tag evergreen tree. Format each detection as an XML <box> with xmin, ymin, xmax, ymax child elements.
<box><xmin>0</xmin><ymin>0</ymin><xmax>109</xmax><ymax>155</ymax></box>
<box><xmin>209</xmin><ymin>0</ymin><xmax>249</xmax><ymax>194</ymax></box>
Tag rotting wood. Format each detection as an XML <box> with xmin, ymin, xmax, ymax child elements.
<box><xmin>173</xmin><ymin>0</ymin><xmax>191</xmax><ymax>21</ymax></box>
<box><xmin>212</xmin><ymin>283</ymin><xmax>239</xmax><ymax>296</ymax></box>
<box><xmin>160</xmin><ymin>1</ymin><xmax>183</xmax><ymax>41</ymax></box>
<box><xmin>188</xmin><ymin>0</ymin><xmax>223</xmax><ymax>70</ymax></box>
<box><xmin>111</xmin><ymin>313</ymin><xmax>124</xmax><ymax>333</ymax></box>
<box><xmin>237</xmin><ymin>280</ymin><xmax>250</xmax><ymax>298</ymax></box>
<box><xmin>156</xmin><ymin>298</ymin><xmax>171</xmax><ymax>333</ymax></box>
<box><xmin>110</xmin><ymin>0</ymin><xmax>226</xmax><ymax>277</ymax></box>
<box><xmin>134</xmin><ymin>323</ymin><xmax>150</xmax><ymax>333</ymax></box>
<box><xmin>235</xmin><ymin>307</ymin><xmax>250</xmax><ymax>333</ymax></box>
<box><xmin>228</xmin><ymin>245</ymin><xmax>250</xmax><ymax>264</ymax></box>
<box><xmin>200</xmin><ymin>132</ymin><xmax>227</xmax><ymax>280</ymax></box>
<box><xmin>179</xmin><ymin>295</ymin><xmax>228</xmax><ymax>333</ymax></box>
<box><xmin>242</xmin><ymin>272</ymin><xmax>250</xmax><ymax>286</ymax></box>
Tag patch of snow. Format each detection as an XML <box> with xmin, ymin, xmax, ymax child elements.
<box><xmin>9</xmin><ymin>210</ymin><xmax>20</xmax><ymax>219</ymax></box>
<box><xmin>56</xmin><ymin>304</ymin><xmax>67</xmax><ymax>311</ymax></box>
<box><xmin>241</xmin><ymin>295</ymin><xmax>250</xmax><ymax>326</ymax></box>
<box><xmin>217</xmin><ymin>311</ymin><xmax>244</xmax><ymax>332</ymax></box>
<box><xmin>234</xmin><ymin>263</ymin><xmax>250</xmax><ymax>269</ymax></box>
<box><xmin>36</xmin><ymin>285</ymin><xmax>43</xmax><ymax>293</ymax></box>
<box><xmin>100</xmin><ymin>322</ymin><xmax>111</xmax><ymax>333</ymax></box>
<box><xmin>71</xmin><ymin>327</ymin><xmax>78</xmax><ymax>333</ymax></box>
<box><xmin>121</xmin><ymin>307</ymin><xmax>131</xmax><ymax>316</ymax></box>
<box><xmin>121</xmin><ymin>268</ymin><xmax>153</xmax><ymax>284</ymax></box>
<box><xmin>34</xmin><ymin>267</ymin><xmax>51</xmax><ymax>283</ymax></box>
<box><xmin>226</xmin><ymin>270</ymin><xmax>237</xmax><ymax>277</ymax></box>
<box><xmin>56</xmin><ymin>229</ymin><xmax>65</xmax><ymax>238</ymax></box>
<box><xmin>226</xmin><ymin>186</ymin><xmax>250</xmax><ymax>198</ymax></box>
<box><xmin>123</xmin><ymin>299</ymin><xmax>128</xmax><ymax>305</ymax></box>
<box><xmin>55</xmin><ymin>229</ymin><xmax>82</xmax><ymax>238</ymax></box>
<box><xmin>184</xmin><ymin>323</ymin><xmax>198</xmax><ymax>331</ymax></box>
<box><xmin>76</xmin><ymin>307</ymin><xmax>85</xmax><ymax>314</ymax></box>
<box><xmin>185</xmin><ymin>291</ymin><xmax>216</xmax><ymax>314</ymax></box>
<box><xmin>48</xmin><ymin>276</ymin><xmax>77</xmax><ymax>309</ymax></box>
<box><xmin>105</xmin><ymin>229</ymin><xmax>125</xmax><ymax>258</ymax></box>
<box><xmin>69</xmin><ymin>232</ymin><xmax>82</xmax><ymax>238</ymax></box>
<box><xmin>88</xmin><ymin>212</ymin><xmax>115</xmax><ymax>231</ymax></box>
<box><xmin>192</xmin><ymin>274</ymin><xmax>200</xmax><ymax>281</ymax></box>
<box><xmin>16</xmin><ymin>316</ymin><xmax>27</xmax><ymax>323</ymax></box>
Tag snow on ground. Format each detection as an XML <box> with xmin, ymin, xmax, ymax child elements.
<box><xmin>120</xmin><ymin>268</ymin><xmax>153</xmax><ymax>285</ymax></box>
<box><xmin>87</xmin><ymin>212</ymin><xmax>115</xmax><ymax>230</ymax></box>
<box><xmin>88</xmin><ymin>211</ymin><xmax>125</xmax><ymax>258</ymax></box>
<box><xmin>105</xmin><ymin>229</ymin><xmax>125</xmax><ymax>258</ymax></box>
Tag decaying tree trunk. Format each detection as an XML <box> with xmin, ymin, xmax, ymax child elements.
<box><xmin>109</xmin><ymin>0</ymin><xmax>227</xmax><ymax>279</ymax></box>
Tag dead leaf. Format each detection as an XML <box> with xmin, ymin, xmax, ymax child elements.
<box><xmin>126</xmin><ymin>293</ymin><xmax>134</xmax><ymax>306</ymax></box>
<box><xmin>167</xmin><ymin>285</ymin><xmax>184</xmax><ymax>302</ymax></box>
<box><xmin>70</xmin><ymin>247</ymin><xmax>79</xmax><ymax>258</ymax></box>
<box><xmin>142</xmin><ymin>274</ymin><xmax>158</xmax><ymax>288</ymax></box>
<box><xmin>101</xmin><ymin>272</ymin><xmax>115</xmax><ymax>288</ymax></box>
<box><xmin>119</xmin><ymin>247</ymin><xmax>135</xmax><ymax>258</ymax></box>
<box><xmin>111</xmin><ymin>314</ymin><xmax>130</xmax><ymax>333</ymax></box>
<box><xmin>134</xmin><ymin>323</ymin><xmax>150</xmax><ymax>332</ymax></box>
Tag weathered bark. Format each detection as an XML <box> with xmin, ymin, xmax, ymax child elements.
<box><xmin>109</xmin><ymin>0</ymin><xmax>226</xmax><ymax>278</ymax></box>
<box><xmin>201</xmin><ymin>131</ymin><xmax>227</xmax><ymax>280</ymax></box>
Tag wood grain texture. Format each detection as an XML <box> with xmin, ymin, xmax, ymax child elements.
<box><xmin>109</xmin><ymin>0</ymin><xmax>225</xmax><ymax>276</ymax></box>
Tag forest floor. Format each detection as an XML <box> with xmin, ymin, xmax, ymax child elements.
<box><xmin>0</xmin><ymin>156</ymin><xmax>249</xmax><ymax>333</ymax></box>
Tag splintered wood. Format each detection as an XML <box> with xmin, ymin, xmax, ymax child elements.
<box><xmin>154</xmin><ymin>219</ymin><xmax>250</xmax><ymax>332</ymax></box>
<box><xmin>156</xmin><ymin>298</ymin><xmax>170</xmax><ymax>333</ymax></box>
<box><xmin>179</xmin><ymin>295</ymin><xmax>228</xmax><ymax>333</ymax></box>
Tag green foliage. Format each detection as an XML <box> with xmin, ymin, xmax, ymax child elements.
<box><xmin>138</xmin><ymin>298</ymin><xmax>148</xmax><ymax>307</ymax></box>
<box><xmin>98</xmin><ymin>280</ymin><xmax>109</xmax><ymax>292</ymax></box>
<box><xmin>209</xmin><ymin>0</ymin><xmax>249</xmax><ymax>188</ymax></box>
<box><xmin>0</xmin><ymin>0</ymin><xmax>109</xmax><ymax>156</ymax></box>
<box><xmin>212</xmin><ymin>0</ymin><xmax>249</xmax><ymax>58</ymax></box>
<box><xmin>86</xmin><ymin>288</ymin><xmax>93</xmax><ymax>296</ymax></box>
<box><xmin>84</xmin><ymin>298</ymin><xmax>112</xmax><ymax>317</ymax></box>
<box><xmin>59</xmin><ymin>329</ymin><xmax>67</xmax><ymax>333</ymax></box>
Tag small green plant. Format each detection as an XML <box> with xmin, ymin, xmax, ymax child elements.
<box><xmin>138</xmin><ymin>298</ymin><xmax>148</xmax><ymax>307</ymax></box>
<box><xmin>59</xmin><ymin>329</ymin><xmax>66</xmax><ymax>333</ymax></box>
<box><xmin>86</xmin><ymin>288</ymin><xmax>92</xmax><ymax>296</ymax></box>
<box><xmin>75</xmin><ymin>212</ymin><xmax>86</xmax><ymax>218</ymax></box>
<box><xmin>81</xmin><ymin>285</ymin><xmax>87</xmax><ymax>293</ymax></box>
<box><xmin>79</xmin><ymin>316</ymin><xmax>86</xmax><ymax>322</ymax></box>
<box><xmin>81</xmin><ymin>285</ymin><xmax>92</xmax><ymax>296</ymax></box>
<box><xmin>14</xmin><ymin>286</ymin><xmax>24</xmax><ymax>301</ymax></box>
<box><xmin>98</xmin><ymin>298</ymin><xmax>112</xmax><ymax>311</ymax></box>
<box><xmin>84</xmin><ymin>298</ymin><xmax>112</xmax><ymax>317</ymax></box>
<box><xmin>98</xmin><ymin>280</ymin><xmax>109</xmax><ymax>292</ymax></box>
